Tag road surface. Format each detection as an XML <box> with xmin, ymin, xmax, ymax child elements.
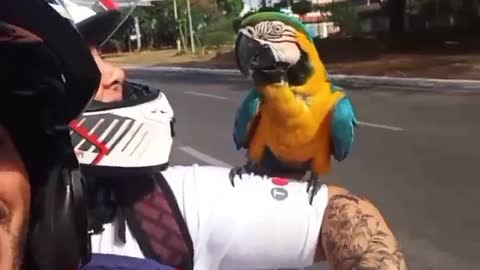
<box><xmin>128</xmin><ymin>70</ymin><xmax>480</xmax><ymax>270</ymax></box>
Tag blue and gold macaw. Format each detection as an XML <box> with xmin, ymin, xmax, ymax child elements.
<box><xmin>231</xmin><ymin>11</ymin><xmax>359</xmax><ymax>203</ymax></box>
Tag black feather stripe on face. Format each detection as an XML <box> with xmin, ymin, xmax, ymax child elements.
<box><xmin>251</xmin><ymin>21</ymin><xmax>297</xmax><ymax>43</ymax></box>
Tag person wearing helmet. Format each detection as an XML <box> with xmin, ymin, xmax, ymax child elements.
<box><xmin>0</xmin><ymin>1</ymin><xmax>101</xmax><ymax>270</ymax></box>
<box><xmin>54</xmin><ymin>0</ymin><xmax>140</xmax><ymax>105</ymax></box>
<box><xmin>61</xmin><ymin>0</ymin><xmax>125</xmax><ymax>103</ymax></box>
<box><xmin>0</xmin><ymin>1</ymin><xmax>172</xmax><ymax>270</ymax></box>
<box><xmin>60</xmin><ymin>0</ymin><xmax>174</xmax><ymax>173</ymax></box>
<box><xmin>69</xmin><ymin>11</ymin><xmax>407</xmax><ymax>270</ymax></box>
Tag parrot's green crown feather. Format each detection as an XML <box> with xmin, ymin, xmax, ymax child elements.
<box><xmin>240</xmin><ymin>11</ymin><xmax>313</xmax><ymax>41</ymax></box>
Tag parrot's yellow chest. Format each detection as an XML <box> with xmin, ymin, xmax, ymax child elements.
<box><xmin>256</xmin><ymin>86</ymin><xmax>344</xmax><ymax>164</ymax></box>
<box><xmin>244</xmin><ymin>33</ymin><xmax>347</xmax><ymax>174</ymax></box>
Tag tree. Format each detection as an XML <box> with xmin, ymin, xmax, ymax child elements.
<box><xmin>129</xmin><ymin>2</ymin><xmax>177</xmax><ymax>49</ymax></box>
<box><xmin>109</xmin><ymin>0</ymin><xmax>245</xmax><ymax>53</ymax></box>
<box><xmin>217</xmin><ymin>0</ymin><xmax>244</xmax><ymax>16</ymax></box>
<box><xmin>273</xmin><ymin>0</ymin><xmax>290</xmax><ymax>9</ymax></box>
<box><xmin>457</xmin><ymin>0</ymin><xmax>477</xmax><ymax>28</ymax></box>
<box><xmin>388</xmin><ymin>0</ymin><xmax>407</xmax><ymax>33</ymax></box>
<box><xmin>197</xmin><ymin>15</ymin><xmax>236</xmax><ymax>52</ymax></box>
<box><xmin>319</xmin><ymin>1</ymin><xmax>359</xmax><ymax>36</ymax></box>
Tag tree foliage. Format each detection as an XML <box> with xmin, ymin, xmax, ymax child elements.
<box><xmin>107</xmin><ymin>0</ymin><xmax>480</xmax><ymax>53</ymax></box>
<box><xmin>319</xmin><ymin>1</ymin><xmax>360</xmax><ymax>36</ymax></box>
<box><xmin>110</xmin><ymin>0</ymin><xmax>244</xmax><ymax>52</ymax></box>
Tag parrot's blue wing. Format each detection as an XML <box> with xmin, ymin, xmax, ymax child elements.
<box><xmin>330</xmin><ymin>86</ymin><xmax>359</xmax><ymax>161</ymax></box>
<box><xmin>233</xmin><ymin>89</ymin><xmax>264</xmax><ymax>150</ymax></box>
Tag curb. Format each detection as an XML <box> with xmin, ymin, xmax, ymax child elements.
<box><xmin>124</xmin><ymin>65</ymin><xmax>480</xmax><ymax>91</ymax></box>
<box><xmin>331</xmin><ymin>74</ymin><xmax>480</xmax><ymax>91</ymax></box>
<box><xmin>124</xmin><ymin>66</ymin><xmax>241</xmax><ymax>75</ymax></box>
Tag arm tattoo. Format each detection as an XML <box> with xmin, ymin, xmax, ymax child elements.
<box><xmin>321</xmin><ymin>193</ymin><xmax>407</xmax><ymax>270</ymax></box>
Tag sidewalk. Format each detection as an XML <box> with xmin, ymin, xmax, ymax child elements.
<box><xmin>327</xmin><ymin>54</ymin><xmax>480</xmax><ymax>81</ymax></box>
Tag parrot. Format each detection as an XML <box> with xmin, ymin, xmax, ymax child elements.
<box><xmin>230</xmin><ymin>11</ymin><xmax>359</xmax><ymax>204</ymax></box>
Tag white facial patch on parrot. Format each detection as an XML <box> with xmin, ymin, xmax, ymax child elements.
<box><xmin>240</xmin><ymin>20</ymin><xmax>301</xmax><ymax>67</ymax></box>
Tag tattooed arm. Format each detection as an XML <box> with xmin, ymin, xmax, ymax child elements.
<box><xmin>316</xmin><ymin>185</ymin><xmax>407</xmax><ymax>270</ymax></box>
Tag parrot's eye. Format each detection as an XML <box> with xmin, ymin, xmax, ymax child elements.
<box><xmin>273</xmin><ymin>24</ymin><xmax>283</xmax><ymax>34</ymax></box>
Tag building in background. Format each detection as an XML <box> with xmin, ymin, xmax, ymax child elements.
<box><xmin>293</xmin><ymin>0</ymin><xmax>344</xmax><ymax>38</ymax></box>
<box><xmin>292</xmin><ymin>11</ymin><xmax>338</xmax><ymax>38</ymax></box>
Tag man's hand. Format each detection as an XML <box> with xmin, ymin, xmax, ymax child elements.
<box><xmin>318</xmin><ymin>186</ymin><xmax>407</xmax><ymax>270</ymax></box>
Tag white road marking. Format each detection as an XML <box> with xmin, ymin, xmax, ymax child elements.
<box><xmin>358</xmin><ymin>121</ymin><xmax>404</xmax><ymax>131</ymax></box>
<box><xmin>184</xmin><ymin>91</ymin><xmax>229</xmax><ymax>100</ymax></box>
<box><xmin>179</xmin><ymin>146</ymin><xmax>233</xmax><ymax>168</ymax></box>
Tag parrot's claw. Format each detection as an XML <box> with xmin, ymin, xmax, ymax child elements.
<box><xmin>228</xmin><ymin>166</ymin><xmax>245</xmax><ymax>187</ymax></box>
<box><xmin>229</xmin><ymin>161</ymin><xmax>255</xmax><ymax>187</ymax></box>
<box><xmin>305</xmin><ymin>172</ymin><xmax>321</xmax><ymax>205</ymax></box>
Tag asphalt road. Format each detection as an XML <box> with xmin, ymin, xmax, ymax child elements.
<box><xmin>128</xmin><ymin>70</ymin><xmax>480</xmax><ymax>270</ymax></box>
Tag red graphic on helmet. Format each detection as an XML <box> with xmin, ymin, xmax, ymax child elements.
<box><xmin>100</xmin><ymin>0</ymin><xmax>118</xmax><ymax>10</ymax></box>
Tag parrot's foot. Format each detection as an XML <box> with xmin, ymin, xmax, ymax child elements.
<box><xmin>305</xmin><ymin>172</ymin><xmax>321</xmax><ymax>205</ymax></box>
<box><xmin>228</xmin><ymin>161</ymin><xmax>256</xmax><ymax>187</ymax></box>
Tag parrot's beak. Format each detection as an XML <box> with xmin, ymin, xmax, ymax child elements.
<box><xmin>235</xmin><ymin>33</ymin><xmax>289</xmax><ymax>77</ymax></box>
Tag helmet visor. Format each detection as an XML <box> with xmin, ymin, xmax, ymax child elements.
<box><xmin>69</xmin><ymin>0</ymin><xmax>142</xmax><ymax>47</ymax></box>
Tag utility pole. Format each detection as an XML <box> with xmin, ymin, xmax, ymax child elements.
<box><xmin>186</xmin><ymin>0</ymin><xmax>195</xmax><ymax>53</ymax></box>
<box><xmin>134</xmin><ymin>16</ymin><xmax>142</xmax><ymax>51</ymax></box>
<box><xmin>173</xmin><ymin>0</ymin><xmax>182</xmax><ymax>52</ymax></box>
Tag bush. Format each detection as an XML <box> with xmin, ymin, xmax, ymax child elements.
<box><xmin>320</xmin><ymin>1</ymin><xmax>360</xmax><ymax>36</ymax></box>
<box><xmin>198</xmin><ymin>16</ymin><xmax>235</xmax><ymax>50</ymax></box>
<box><xmin>201</xmin><ymin>31</ymin><xmax>234</xmax><ymax>48</ymax></box>
<box><xmin>232</xmin><ymin>16</ymin><xmax>242</xmax><ymax>32</ymax></box>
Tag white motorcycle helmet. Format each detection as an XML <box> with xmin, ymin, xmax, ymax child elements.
<box><xmin>71</xmin><ymin>81</ymin><xmax>175</xmax><ymax>177</ymax></box>
<box><xmin>64</xmin><ymin>1</ymin><xmax>175</xmax><ymax>177</ymax></box>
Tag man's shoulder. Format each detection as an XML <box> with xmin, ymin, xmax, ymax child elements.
<box><xmin>319</xmin><ymin>185</ymin><xmax>407</xmax><ymax>270</ymax></box>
